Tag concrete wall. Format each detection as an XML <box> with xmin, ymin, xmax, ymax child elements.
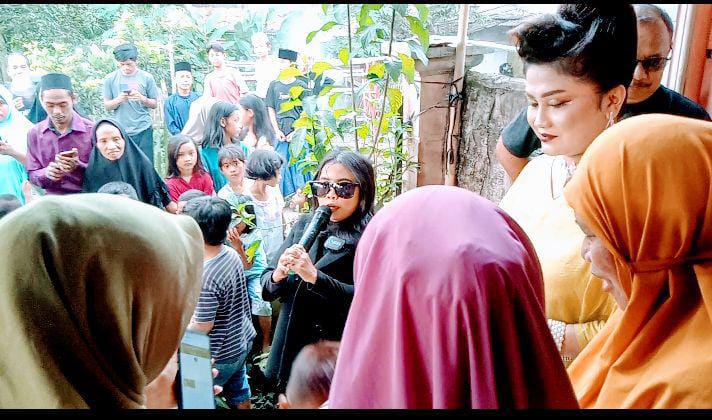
<box><xmin>456</xmin><ymin>69</ymin><xmax>526</xmax><ymax>203</ymax></box>
<box><xmin>414</xmin><ymin>38</ymin><xmax>488</xmax><ymax>186</ymax></box>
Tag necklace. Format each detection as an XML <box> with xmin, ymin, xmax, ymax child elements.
<box><xmin>549</xmin><ymin>156</ymin><xmax>577</xmax><ymax>200</ymax></box>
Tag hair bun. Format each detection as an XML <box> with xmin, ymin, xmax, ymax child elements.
<box><xmin>512</xmin><ymin>14</ymin><xmax>582</xmax><ymax>63</ymax></box>
<box><xmin>509</xmin><ymin>4</ymin><xmax>637</xmax><ymax>92</ymax></box>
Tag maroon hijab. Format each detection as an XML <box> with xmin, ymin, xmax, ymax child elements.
<box><xmin>328</xmin><ymin>186</ymin><xmax>578</xmax><ymax>408</ymax></box>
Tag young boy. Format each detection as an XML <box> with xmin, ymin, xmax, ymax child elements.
<box><xmin>217</xmin><ymin>145</ymin><xmax>272</xmax><ymax>354</ymax></box>
<box><xmin>164</xmin><ymin>61</ymin><xmax>200</xmax><ymax>135</ymax></box>
<box><xmin>251</xmin><ymin>32</ymin><xmax>280</xmax><ymax>99</ymax></box>
<box><xmin>203</xmin><ymin>42</ymin><xmax>249</xmax><ymax>105</ymax></box>
<box><xmin>102</xmin><ymin>43</ymin><xmax>159</xmax><ymax>163</ymax></box>
<box><xmin>176</xmin><ymin>188</ymin><xmax>206</xmax><ymax>214</ymax></box>
<box><xmin>184</xmin><ymin>196</ymin><xmax>256</xmax><ymax>409</ymax></box>
<box><xmin>278</xmin><ymin>341</ymin><xmax>340</xmax><ymax>409</ymax></box>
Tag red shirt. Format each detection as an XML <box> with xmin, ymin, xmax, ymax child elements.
<box><xmin>165</xmin><ymin>170</ymin><xmax>214</xmax><ymax>201</ymax></box>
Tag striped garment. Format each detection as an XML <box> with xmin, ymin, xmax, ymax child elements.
<box><xmin>194</xmin><ymin>245</ymin><xmax>256</xmax><ymax>361</ymax></box>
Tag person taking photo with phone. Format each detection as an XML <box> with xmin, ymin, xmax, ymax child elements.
<box><xmin>25</xmin><ymin>73</ymin><xmax>93</xmax><ymax>195</ymax></box>
<box><xmin>103</xmin><ymin>43</ymin><xmax>159</xmax><ymax>164</ymax></box>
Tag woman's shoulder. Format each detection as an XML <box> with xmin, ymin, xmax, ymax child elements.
<box><xmin>499</xmin><ymin>154</ymin><xmax>555</xmax><ymax>212</ymax></box>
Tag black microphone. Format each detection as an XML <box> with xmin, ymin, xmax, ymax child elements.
<box><xmin>298</xmin><ymin>205</ymin><xmax>332</xmax><ymax>251</ymax></box>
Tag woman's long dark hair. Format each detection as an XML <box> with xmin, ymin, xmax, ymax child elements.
<box><xmin>202</xmin><ymin>101</ymin><xmax>237</xmax><ymax>149</ymax></box>
<box><xmin>166</xmin><ymin>134</ymin><xmax>205</xmax><ymax>178</ymax></box>
<box><xmin>238</xmin><ymin>94</ymin><xmax>276</xmax><ymax>146</ymax></box>
<box><xmin>309</xmin><ymin>149</ymin><xmax>376</xmax><ymax>240</ymax></box>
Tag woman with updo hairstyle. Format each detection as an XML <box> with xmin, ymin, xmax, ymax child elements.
<box><xmin>498</xmin><ymin>5</ymin><xmax>637</xmax><ymax>366</ymax></box>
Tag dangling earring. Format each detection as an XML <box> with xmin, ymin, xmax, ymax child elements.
<box><xmin>606</xmin><ymin>112</ymin><xmax>615</xmax><ymax>128</ymax></box>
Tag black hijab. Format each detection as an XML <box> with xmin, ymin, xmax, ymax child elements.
<box><xmin>82</xmin><ymin>118</ymin><xmax>171</xmax><ymax>209</ymax></box>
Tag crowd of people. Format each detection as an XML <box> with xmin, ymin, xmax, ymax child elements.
<box><xmin>0</xmin><ymin>3</ymin><xmax>711</xmax><ymax>410</ymax></box>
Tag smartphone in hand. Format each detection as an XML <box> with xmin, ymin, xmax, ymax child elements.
<box><xmin>119</xmin><ymin>83</ymin><xmax>132</xmax><ymax>94</ymax></box>
<box><xmin>177</xmin><ymin>330</ymin><xmax>215</xmax><ymax>409</ymax></box>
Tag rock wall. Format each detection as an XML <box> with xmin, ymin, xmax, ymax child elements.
<box><xmin>457</xmin><ymin>69</ymin><xmax>527</xmax><ymax>203</ymax></box>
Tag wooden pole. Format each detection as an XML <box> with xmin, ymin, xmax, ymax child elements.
<box><xmin>444</xmin><ymin>4</ymin><xmax>469</xmax><ymax>186</ymax></box>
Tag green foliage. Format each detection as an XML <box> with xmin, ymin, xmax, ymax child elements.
<box><xmin>283</xmin><ymin>3</ymin><xmax>429</xmax><ymax>208</ymax></box>
<box><xmin>2</xmin><ymin>4</ymin><xmax>288</xmax><ymax>176</ymax></box>
<box><xmin>0</xmin><ymin>4</ymin><xmax>119</xmax><ymax>53</ymax></box>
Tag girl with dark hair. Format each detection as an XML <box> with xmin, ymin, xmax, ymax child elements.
<box><xmin>201</xmin><ymin>101</ymin><xmax>250</xmax><ymax>192</ymax></box>
<box><xmin>82</xmin><ymin>119</ymin><xmax>177</xmax><ymax>212</ymax></box>
<box><xmin>164</xmin><ymin>134</ymin><xmax>214</xmax><ymax>202</ymax></box>
<box><xmin>245</xmin><ymin>149</ymin><xmax>286</xmax><ymax>264</ymax></box>
<box><xmin>237</xmin><ymin>94</ymin><xmax>276</xmax><ymax>152</ymax></box>
<box><xmin>260</xmin><ymin>149</ymin><xmax>375</xmax><ymax>392</ymax></box>
<box><xmin>499</xmin><ymin>5</ymin><xmax>637</xmax><ymax>366</ymax></box>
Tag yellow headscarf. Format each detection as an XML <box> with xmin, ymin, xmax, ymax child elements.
<box><xmin>564</xmin><ymin>114</ymin><xmax>712</xmax><ymax>408</ymax></box>
<box><xmin>0</xmin><ymin>194</ymin><xmax>204</xmax><ymax>408</ymax></box>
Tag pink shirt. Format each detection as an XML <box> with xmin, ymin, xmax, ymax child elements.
<box><xmin>165</xmin><ymin>170</ymin><xmax>215</xmax><ymax>202</ymax></box>
<box><xmin>204</xmin><ymin>68</ymin><xmax>245</xmax><ymax>105</ymax></box>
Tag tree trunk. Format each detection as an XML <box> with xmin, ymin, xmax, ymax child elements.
<box><xmin>456</xmin><ymin>69</ymin><xmax>526</xmax><ymax>203</ymax></box>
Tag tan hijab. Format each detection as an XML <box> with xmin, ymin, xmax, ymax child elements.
<box><xmin>0</xmin><ymin>194</ymin><xmax>204</xmax><ymax>408</ymax></box>
<box><xmin>564</xmin><ymin>114</ymin><xmax>712</xmax><ymax>408</ymax></box>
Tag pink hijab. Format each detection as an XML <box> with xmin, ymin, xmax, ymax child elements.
<box><xmin>328</xmin><ymin>186</ymin><xmax>578</xmax><ymax>408</ymax></box>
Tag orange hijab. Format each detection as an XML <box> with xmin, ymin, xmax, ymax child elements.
<box><xmin>563</xmin><ymin>114</ymin><xmax>712</xmax><ymax>408</ymax></box>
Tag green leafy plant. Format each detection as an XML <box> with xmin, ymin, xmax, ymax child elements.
<box><xmin>277</xmin><ymin>4</ymin><xmax>429</xmax><ymax>208</ymax></box>
<box><xmin>230</xmin><ymin>201</ymin><xmax>261</xmax><ymax>263</ymax></box>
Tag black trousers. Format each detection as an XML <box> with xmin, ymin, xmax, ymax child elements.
<box><xmin>130</xmin><ymin>126</ymin><xmax>154</xmax><ymax>164</ymax></box>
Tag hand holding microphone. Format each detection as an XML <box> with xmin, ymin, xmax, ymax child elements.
<box><xmin>272</xmin><ymin>206</ymin><xmax>332</xmax><ymax>284</ymax></box>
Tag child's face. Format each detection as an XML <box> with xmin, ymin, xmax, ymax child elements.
<box><xmin>176</xmin><ymin>141</ymin><xmax>198</xmax><ymax>175</ymax></box>
<box><xmin>220</xmin><ymin>158</ymin><xmax>245</xmax><ymax>184</ymax></box>
<box><xmin>221</xmin><ymin>110</ymin><xmax>242</xmax><ymax>139</ymax></box>
<box><xmin>253</xmin><ymin>40</ymin><xmax>269</xmax><ymax>59</ymax></box>
<box><xmin>238</xmin><ymin>105</ymin><xmax>253</xmax><ymax>127</ymax></box>
<box><xmin>266</xmin><ymin>168</ymin><xmax>281</xmax><ymax>188</ymax></box>
<box><xmin>175</xmin><ymin>71</ymin><xmax>193</xmax><ymax>91</ymax></box>
<box><xmin>208</xmin><ymin>49</ymin><xmax>225</xmax><ymax>67</ymax></box>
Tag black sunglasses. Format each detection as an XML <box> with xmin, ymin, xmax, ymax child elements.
<box><xmin>309</xmin><ymin>180</ymin><xmax>359</xmax><ymax>199</ymax></box>
<box><xmin>636</xmin><ymin>56</ymin><xmax>670</xmax><ymax>72</ymax></box>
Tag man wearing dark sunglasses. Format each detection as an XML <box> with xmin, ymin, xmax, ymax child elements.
<box><xmin>496</xmin><ymin>4</ymin><xmax>711</xmax><ymax>184</ymax></box>
<box><xmin>623</xmin><ymin>4</ymin><xmax>709</xmax><ymax>119</ymax></box>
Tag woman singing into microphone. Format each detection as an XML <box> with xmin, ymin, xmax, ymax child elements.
<box><xmin>261</xmin><ymin>150</ymin><xmax>375</xmax><ymax>392</ymax></box>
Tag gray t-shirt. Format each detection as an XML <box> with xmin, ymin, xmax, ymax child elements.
<box><xmin>103</xmin><ymin>69</ymin><xmax>158</xmax><ymax>135</ymax></box>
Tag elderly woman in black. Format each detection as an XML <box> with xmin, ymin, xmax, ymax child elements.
<box><xmin>82</xmin><ymin>118</ymin><xmax>176</xmax><ymax>212</ymax></box>
<box><xmin>261</xmin><ymin>150</ymin><xmax>375</xmax><ymax>391</ymax></box>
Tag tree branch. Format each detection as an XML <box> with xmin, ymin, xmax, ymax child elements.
<box><xmin>346</xmin><ymin>4</ymin><xmax>359</xmax><ymax>151</ymax></box>
<box><xmin>370</xmin><ymin>7</ymin><xmax>396</xmax><ymax>162</ymax></box>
